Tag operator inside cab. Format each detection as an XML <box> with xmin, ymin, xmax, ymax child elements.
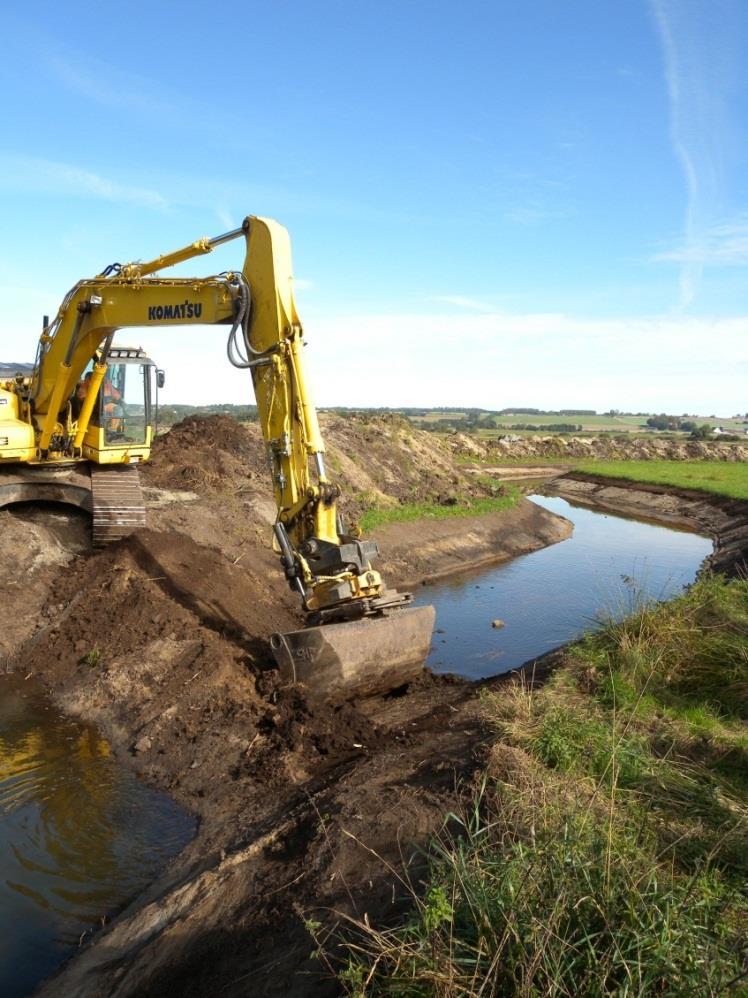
<box><xmin>74</xmin><ymin>368</ymin><xmax>124</xmax><ymax>433</ymax></box>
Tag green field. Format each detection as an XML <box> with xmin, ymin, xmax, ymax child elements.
<box><xmin>576</xmin><ymin>460</ymin><xmax>748</xmax><ymax>501</ymax></box>
<box><xmin>490</xmin><ymin>413</ymin><xmax>644</xmax><ymax>430</ymax></box>
<box><xmin>407</xmin><ymin>410</ymin><xmax>748</xmax><ymax>436</ymax></box>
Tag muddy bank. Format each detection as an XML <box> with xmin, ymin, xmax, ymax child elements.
<box><xmin>26</xmin><ymin>504</ymin><xmax>570</xmax><ymax>998</ymax></box>
<box><xmin>0</xmin><ymin>416</ymin><xmax>573</xmax><ymax>997</ymax></box>
<box><xmin>36</xmin><ymin>674</ymin><xmax>488</xmax><ymax>998</ymax></box>
<box><xmin>551</xmin><ymin>473</ymin><xmax>748</xmax><ymax>576</ymax></box>
<box><xmin>375</xmin><ymin>497</ymin><xmax>573</xmax><ymax>588</ymax></box>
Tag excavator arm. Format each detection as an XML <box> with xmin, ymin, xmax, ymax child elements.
<box><xmin>20</xmin><ymin>216</ymin><xmax>435</xmax><ymax>697</ymax></box>
<box><xmin>30</xmin><ymin>217</ymin><xmax>393</xmax><ymax>617</ymax></box>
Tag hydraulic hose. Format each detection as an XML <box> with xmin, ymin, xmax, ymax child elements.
<box><xmin>226</xmin><ymin>272</ymin><xmax>277</xmax><ymax>369</ymax></box>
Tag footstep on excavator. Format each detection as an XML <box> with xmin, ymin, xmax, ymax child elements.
<box><xmin>0</xmin><ymin>217</ymin><xmax>434</xmax><ymax>699</ymax></box>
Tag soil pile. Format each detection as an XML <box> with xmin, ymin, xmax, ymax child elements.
<box><xmin>450</xmin><ymin>431</ymin><xmax>748</xmax><ymax>463</ymax></box>
<box><xmin>145</xmin><ymin>413</ymin><xmax>500</xmax><ymax>526</ymax></box>
<box><xmin>145</xmin><ymin>414</ymin><xmax>267</xmax><ymax>493</ymax></box>
<box><xmin>320</xmin><ymin>412</ymin><xmax>490</xmax><ymax>523</ymax></box>
<box><xmin>17</xmin><ymin>523</ymin><xmax>490</xmax><ymax>998</ymax></box>
<box><xmin>18</xmin><ymin>528</ymin><xmax>390</xmax><ymax>845</ymax></box>
<box><xmin>0</xmin><ymin>506</ymin><xmax>89</xmax><ymax>658</ymax></box>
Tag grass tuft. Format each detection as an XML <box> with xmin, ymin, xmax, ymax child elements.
<box><xmin>575</xmin><ymin>460</ymin><xmax>748</xmax><ymax>501</ymax></box>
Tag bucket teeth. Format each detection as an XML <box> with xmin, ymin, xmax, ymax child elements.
<box><xmin>271</xmin><ymin>605</ymin><xmax>435</xmax><ymax>701</ymax></box>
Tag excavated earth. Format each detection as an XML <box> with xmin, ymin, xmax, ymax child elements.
<box><xmin>0</xmin><ymin>415</ymin><xmax>571</xmax><ymax>998</ymax></box>
<box><xmin>2</xmin><ymin>416</ymin><xmax>744</xmax><ymax>996</ymax></box>
<box><xmin>447</xmin><ymin>429</ymin><xmax>748</xmax><ymax>463</ymax></box>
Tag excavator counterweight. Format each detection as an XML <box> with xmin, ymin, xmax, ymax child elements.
<box><xmin>0</xmin><ymin>216</ymin><xmax>435</xmax><ymax>699</ymax></box>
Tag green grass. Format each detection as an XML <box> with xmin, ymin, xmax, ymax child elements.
<box><xmin>490</xmin><ymin>413</ymin><xmax>645</xmax><ymax>431</ymax></box>
<box><xmin>576</xmin><ymin>459</ymin><xmax>748</xmax><ymax>500</ymax></box>
<box><xmin>359</xmin><ymin>486</ymin><xmax>521</xmax><ymax>533</ymax></box>
<box><xmin>313</xmin><ymin>576</ymin><xmax>748</xmax><ymax>995</ymax></box>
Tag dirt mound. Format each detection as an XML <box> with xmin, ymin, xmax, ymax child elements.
<box><xmin>145</xmin><ymin>414</ymin><xmax>267</xmax><ymax>493</ymax></box>
<box><xmin>145</xmin><ymin>413</ymin><xmax>500</xmax><ymax>533</ymax></box>
<box><xmin>315</xmin><ymin>413</ymin><xmax>503</xmax><ymax>529</ymax></box>
<box><xmin>17</xmin><ymin>529</ymin><xmax>384</xmax><ymax>835</ymax></box>
<box><xmin>449</xmin><ymin>432</ymin><xmax>748</xmax><ymax>463</ymax></box>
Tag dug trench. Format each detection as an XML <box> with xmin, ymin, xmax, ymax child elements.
<box><xmin>1</xmin><ymin>414</ymin><xmax>571</xmax><ymax>997</ymax></box>
<box><xmin>1</xmin><ymin>416</ymin><xmax>744</xmax><ymax>997</ymax></box>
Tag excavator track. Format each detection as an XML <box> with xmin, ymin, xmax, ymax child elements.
<box><xmin>90</xmin><ymin>466</ymin><xmax>146</xmax><ymax>546</ymax></box>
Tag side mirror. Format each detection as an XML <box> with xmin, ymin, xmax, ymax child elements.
<box><xmin>156</xmin><ymin>369</ymin><xmax>166</xmax><ymax>389</ymax></box>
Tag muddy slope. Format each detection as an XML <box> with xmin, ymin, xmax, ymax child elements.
<box><xmin>376</xmin><ymin>498</ymin><xmax>572</xmax><ymax>587</ymax></box>
<box><xmin>22</xmin><ymin>521</ymin><xmax>497</xmax><ymax>997</ymax></box>
<box><xmin>552</xmin><ymin>472</ymin><xmax>748</xmax><ymax>576</ymax></box>
<box><xmin>0</xmin><ymin>414</ymin><xmax>574</xmax><ymax>997</ymax></box>
<box><xmin>36</xmin><ymin>675</ymin><xmax>486</xmax><ymax>998</ymax></box>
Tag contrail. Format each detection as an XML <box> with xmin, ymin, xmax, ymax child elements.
<box><xmin>649</xmin><ymin>0</ymin><xmax>741</xmax><ymax>308</ymax></box>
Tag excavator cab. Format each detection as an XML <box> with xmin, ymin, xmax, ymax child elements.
<box><xmin>77</xmin><ymin>348</ymin><xmax>160</xmax><ymax>463</ymax></box>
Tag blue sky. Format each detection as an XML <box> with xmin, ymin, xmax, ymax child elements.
<box><xmin>1</xmin><ymin>0</ymin><xmax>746</xmax><ymax>414</ymax></box>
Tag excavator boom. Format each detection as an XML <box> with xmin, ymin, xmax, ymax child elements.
<box><xmin>0</xmin><ymin>216</ymin><xmax>435</xmax><ymax>699</ymax></box>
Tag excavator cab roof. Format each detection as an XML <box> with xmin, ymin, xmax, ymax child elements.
<box><xmin>104</xmin><ymin>347</ymin><xmax>154</xmax><ymax>363</ymax></box>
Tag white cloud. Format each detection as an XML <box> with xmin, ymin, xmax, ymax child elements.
<box><xmin>215</xmin><ymin>207</ymin><xmax>236</xmax><ymax>230</ymax></box>
<box><xmin>114</xmin><ymin>308</ymin><xmax>745</xmax><ymax>416</ymax></box>
<box><xmin>45</xmin><ymin>54</ymin><xmax>174</xmax><ymax>115</ymax></box>
<box><xmin>1</xmin><ymin>293</ymin><xmax>742</xmax><ymax>414</ymax></box>
<box><xmin>0</xmin><ymin>155</ymin><xmax>168</xmax><ymax>210</ymax></box>
<box><xmin>504</xmin><ymin>204</ymin><xmax>574</xmax><ymax>226</ymax></box>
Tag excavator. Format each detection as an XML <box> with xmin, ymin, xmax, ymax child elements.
<box><xmin>0</xmin><ymin>216</ymin><xmax>434</xmax><ymax>700</ymax></box>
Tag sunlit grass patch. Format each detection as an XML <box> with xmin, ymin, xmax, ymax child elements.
<box><xmin>359</xmin><ymin>486</ymin><xmax>521</xmax><ymax>533</ymax></box>
<box><xmin>575</xmin><ymin>460</ymin><xmax>748</xmax><ymax>500</ymax></box>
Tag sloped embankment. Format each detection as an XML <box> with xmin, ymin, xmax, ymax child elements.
<box><xmin>6</xmin><ymin>414</ymin><xmax>575</xmax><ymax>997</ymax></box>
<box><xmin>139</xmin><ymin>412</ymin><xmax>573</xmax><ymax>584</ymax></box>
<box><xmin>144</xmin><ymin>411</ymin><xmax>508</xmax><ymax>521</ymax></box>
<box><xmin>448</xmin><ymin>430</ymin><xmax>748</xmax><ymax>463</ymax></box>
<box><xmin>551</xmin><ymin>472</ymin><xmax>748</xmax><ymax>576</ymax></box>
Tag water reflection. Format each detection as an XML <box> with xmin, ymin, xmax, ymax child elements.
<box><xmin>0</xmin><ymin>676</ymin><xmax>195</xmax><ymax>997</ymax></box>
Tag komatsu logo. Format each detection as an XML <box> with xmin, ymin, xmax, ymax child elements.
<box><xmin>147</xmin><ymin>302</ymin><xmax>203</xmax><ymax>320</ymax></box>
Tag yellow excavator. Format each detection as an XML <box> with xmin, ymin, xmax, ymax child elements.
<box><xmin>0</xmin><ymin>216</ymin><xmax>434</xmax><ymax>699</ymax></box>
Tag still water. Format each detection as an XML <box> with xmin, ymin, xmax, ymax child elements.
<box><xmin>415</xmin><ymin>495</ymin><xmax>713</xmax><ymax>680</ymax></box>
<box><xmin>0</xmin><ymin>676</ymin><xmax>195</xmax><ymax>997</ymax></box>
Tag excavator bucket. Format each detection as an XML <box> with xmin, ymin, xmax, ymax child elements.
<box><xmin>270</xmin><ymin>604</ymin><xmax>436</xmax><ymax>701</ymax></box>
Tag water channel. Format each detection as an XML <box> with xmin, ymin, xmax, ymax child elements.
<box><xmin>0</xmin><ymin>494</ymin><xmax>712</xmax><ymax>995</ymax></box>
<box><xmin>414</xmin><ymin>495</ymin><xmax>712</xmax><ymax>680</ymax></box>
<box><xmin>0</xmin><ymin>676</ymin><xmax>195</xmax><ymax>997</ymax></box>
